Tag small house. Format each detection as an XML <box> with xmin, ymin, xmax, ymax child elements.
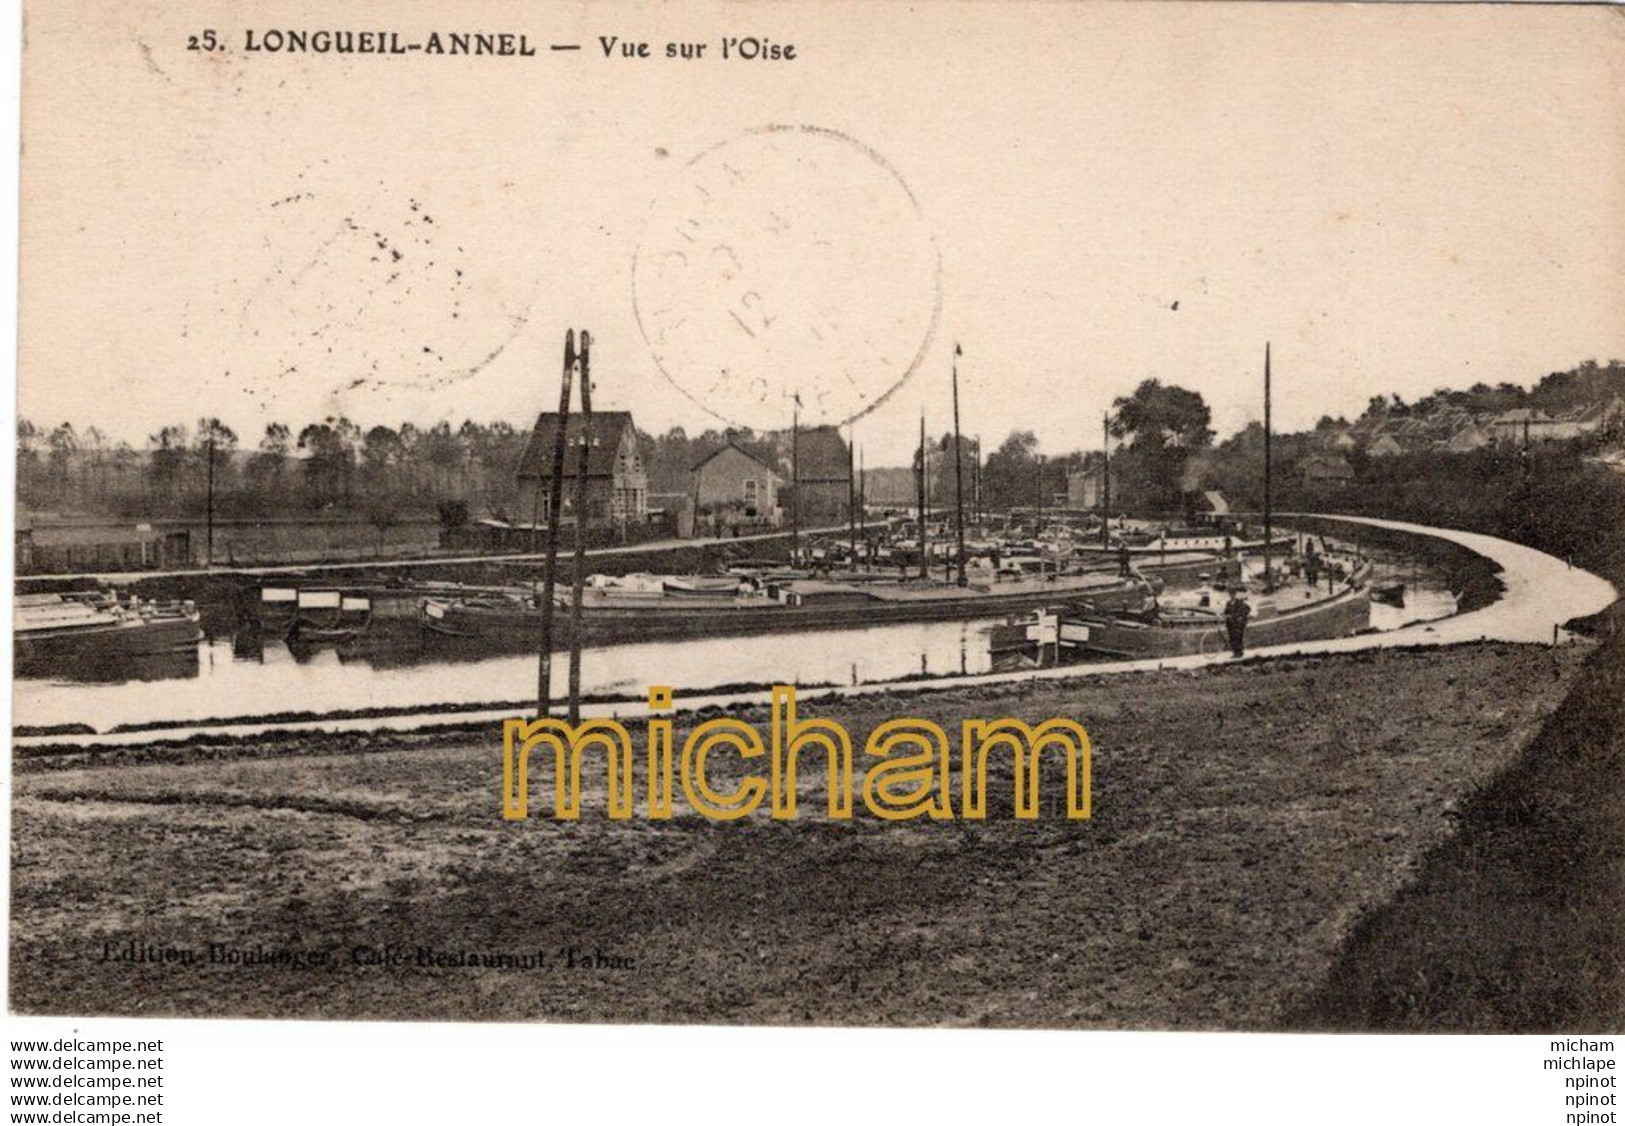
<box><xmin>691</xmin><ymin>444</ymin><xmax>782</xmax><ymax>528</ymax></box>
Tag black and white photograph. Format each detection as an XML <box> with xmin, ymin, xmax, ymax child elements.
<box><xmin>5</xmin><ymin>0</ymin><xmax>1623</xmax><ymax>1099</ymax></box>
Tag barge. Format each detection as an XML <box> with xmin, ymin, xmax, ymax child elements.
<box><xmin>419</xmin><ymin>571</ymin><xmax>1158</xmax><ymax>644</ymax></box>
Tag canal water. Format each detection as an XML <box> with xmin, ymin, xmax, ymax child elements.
<box><xmin>13</xmin><ymin>560</ymin><xmax>1458</xmax><ymax>735</ymax></box>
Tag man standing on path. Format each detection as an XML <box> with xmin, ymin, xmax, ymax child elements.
<box><xmin>1224</xmin><ymin>588</ymin><xmax>1251</xmax><ymax>658</ymax></box>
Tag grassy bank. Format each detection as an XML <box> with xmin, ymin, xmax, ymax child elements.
<box><xmin>1297</xmin><ymin>609</ymin><xmax>1624</xmax><ymax>1029</ymax></box>
<box><xmin>10</xmin><ymin>644</ymin><xmax>1587</xmax><ymax>1026</ymax></box>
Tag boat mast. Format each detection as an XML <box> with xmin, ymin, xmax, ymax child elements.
<box><xmin>791</xmin><ymin>402</ymin><xmax>800</xmax><ymax>563</ymax></box>
<box><xmin>859</xmin><ymin>444</ymin><xmax>866</xmax><ymax>567</ymax></box>
<box><xmin>1101</xmin><ymin>411</ymin><xmax>1111</xmax><ymax>548</ymax></box>
<box><xmin>537</xmin><ymin>330</ymin><xmax>576</xmax><ymax>718</ymax></box>
<box><xmin>917</xmin><ymin>413</ymin><xmax>929</xmax><ymax>579</ymax></box>
<box><xmin>566</xmin><ymin>330</ymin><xmax>593</xmax><ymax>724</ymax></box>
<box><xmin>847</xmin><ymin>424</ymin><xmax>857</xmax><ymax>563</ymax></box>
<box><xmin>204</xmin><ymin>428</ymin><xmax>215</xmax><ymax>569</ymax></box>
<box><xmin>1263</xmin><ymin>341</ymin><xmax>1274</xmax><ymax>592</ymax></box>
<box><xmin>973</xmin><ymin>434</ymin><xmax>983</xmax><ymax>525</ymax></box>
<box><xmin>952</xmin><ymin>344</ymin><xmax>967</xmax><ymax>587</ymax></box>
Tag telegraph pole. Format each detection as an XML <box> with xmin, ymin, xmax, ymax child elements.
<box><xmin>536</xmin><ymin>330</ymin><xmax>575</xmax><ymax>718</ymax></box>
<box><xmin>952</xmin><ymin>344</ymin><xmax>967</xmax><ymax>586</ymax></box>
<box><xmin>566</xmin><ymin>330</ymin><xmax>593</xmax><ymax>724</ymax></box>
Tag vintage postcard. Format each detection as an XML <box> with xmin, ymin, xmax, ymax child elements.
<box><xmin>10</xmin><ymin>0</ymin><xmax>1624</xmax><ymax>1034</ymax></box>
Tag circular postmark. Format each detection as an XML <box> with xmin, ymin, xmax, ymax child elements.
<box><xmin>632</xmin><ymin>125</ymin><xmax>941</xmax><ymax>431</ymax></box>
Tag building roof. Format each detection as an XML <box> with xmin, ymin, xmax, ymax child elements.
<box><xmin>1493</xmin><ymin>408</ymin><xmax>1553</xmax><ymax>425</ymax></box>
<box><xmin>690</xmin><ymin>442</ymin><xmax>778</xmax><ymax>476</ymax></box>
<box><xmin>789</xmin><ymin>425</ymin><xmax>851</xmax><ymax>484</ymax></box>
<box><xmin>515</xmin><ymin>411</ymin><xmax>636</xmax><ymax>481</ymax></box>
<box><xmin>1300</xmin><ymin>453</ymin><xmax>1356</xmax><ymax>478</ymax></box>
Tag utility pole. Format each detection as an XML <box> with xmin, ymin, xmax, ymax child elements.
<box><xmin>536</xmin><ymin>330</ymin><xmax>576</xmax><ymax>718</ymax></box>
<box><xmin>566</xmin><ymin>330</ymin><xmax>593</xmax><ymax>724</ymax></box>
<box><xmin>952</xmin><ymin>344</ymin><xmax>967</xmax><ymax>586</ymax></box>
<box><xmin>917</xmin><ymin>414</ymin><xmax>929</xmax><ymax>580</ymax></box>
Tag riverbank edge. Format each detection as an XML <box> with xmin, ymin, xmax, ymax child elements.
<box><xmin>1293</xmin><ymin>597</ymin><xmax>1625</xmax><ymax>1030</ymax></box>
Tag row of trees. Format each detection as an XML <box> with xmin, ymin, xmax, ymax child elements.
<box><xmin>17</xmin><ymin>417</ymin><xmax>531</xmax><ymax>521</ymax></box>
<box><xmin>20</xmin><ymin>361</ymin><xmax>1620</xmax><ymax>524</ymax></box>
<box><xmin>1349</xmin><ymin>359</ymin><xmax>1625</xmax><ymax>423</ymax></box>
<box><xmin>15</xmin><ymin>379</ymin><xmax>1220</xmax><ymax>522</ymax></box>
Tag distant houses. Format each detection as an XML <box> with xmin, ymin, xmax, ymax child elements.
<box><xmin>1298</xmin><ymin>453</ymin><xmax>1355</xmax><ymax>486</ymax></box>
<box><xmin>1345</xmin><ymin>395</ymin><xmax>1622</xmax><ymax>459</ymax></box>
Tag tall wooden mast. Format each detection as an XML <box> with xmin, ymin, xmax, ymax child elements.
<box><xmin>790</xmin><ymin>402</ymin><xmax>800</xmax><ymax>561</ymax></box>
<box><xmin>1263</xmin><ymin>341</ymin><xmax>1274</xmax><ymax>592</ymax></box>
<box><xmin>847</xmin><ymin>423</ymin><xmax>857</xmax><ymax>562</ymax></box>
<box><xmin>1101</xmin><ymin>411</ymin><xmax>1111</xmax><ymax>548</ymax></box>
<box><xmin>952</xmin><ymin>344</ymin><xmax>967</xmax><ymax>587</ymax></box>
<box><xmin>917</xmin><ymin>413</ymin><xmax>928</xmax><ymax>580</ymax></box>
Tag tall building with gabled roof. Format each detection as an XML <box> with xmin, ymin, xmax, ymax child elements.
<box><xmin>515</xmin><ymin>410</ymin><xmax>647</xmax><ymax>523</ymax></box>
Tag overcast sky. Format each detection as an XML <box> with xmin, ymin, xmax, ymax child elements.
<box><xmin>19</xmin><ymin>0</ymin><xmax>1624</xmax><ymax>462</ymax></box>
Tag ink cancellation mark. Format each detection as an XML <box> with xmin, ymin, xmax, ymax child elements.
<box><xmin>632</xmin><ymin>126</ymin><xmax>942</xmax><ymax>432</ymax></box>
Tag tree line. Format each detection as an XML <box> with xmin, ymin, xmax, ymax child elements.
<box><xmin>18</xmin><ymin>360</ymin><xmax>1622</xmax><ymax>524</ymax></box>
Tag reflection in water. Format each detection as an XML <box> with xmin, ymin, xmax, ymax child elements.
<box><xmin>12</xmin><ymin>618</ymin><xmax>1002</xmax><ymax>733</ymax></box>
<box><xmin>13</xmin><ymin>563</ymin><xmax>1458</xmax><ymax>735</ymax></box>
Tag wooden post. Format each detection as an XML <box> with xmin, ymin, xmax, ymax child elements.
<box><xmin>536</xmin><ymin>330</ymin><xmax>575</xmax><ymax>718</ymax></box>
<box><xmin>567</xmin><ymin>330</ymin><xmax>593</xmax><ymax>724</ymax></box>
